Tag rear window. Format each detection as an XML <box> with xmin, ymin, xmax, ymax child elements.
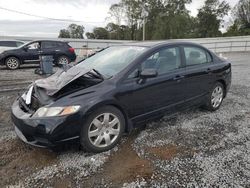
<box><xmin>0</xmin><ymin>41</ymin><xmax>17</xmax><ymax>47</ymax></box>
<box><xmin>57</xmin><ymin>42</ymin><xmax>66</xmax><ymax>47</ymax></box>
<box><xmin>184</xmin><ymin>46</ymin><xmax>212</xmax><ymax>66</ymax></box>
<box><xmin>41</xmin><ymin>41</ymin><xmax>59</xmax><ymax>49</ymax></box>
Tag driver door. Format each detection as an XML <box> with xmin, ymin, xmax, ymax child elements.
<box><xmin>118</xmin><ymin>46</ymin><xmax>187</xmax><ymax>122</ymax></box>
<box><xmin>22</xmin><ymin>42</ymin><xmax>40</xmax><ymax>63</ymax></box>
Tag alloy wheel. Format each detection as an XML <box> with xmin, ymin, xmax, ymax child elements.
<box><xmin>88</xmin><ymin>113</ymin><xmax>121</xmax><ymax>148</ymax></box>
<box><xmin>6</xmin><ymin>58</ymin><xmax>19</xmax><ymax>69</ymax></box>
<box><xmin>211</xmin><ymin>86</ymin><xmax>223</xmax><ymax>108</ymax></box>
<box><xmin>58</xmin><ymin>57</ymin><xmax>69</xmax><ymax>64</ymax></box>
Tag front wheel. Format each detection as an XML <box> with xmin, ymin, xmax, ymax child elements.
<box><xmin>205</xmin><ymin>82</ymin><xmax>224</xmax><ymax>111</ymax></box>
<box><xmin>80</xmin><ymin>106</ymin><xmax>125</xmax><ymax>153</ymax></box>
<box><xmin>5</xmin><ymin>57</ymin><xmax>20</xmax><ymax>70</ymax></box>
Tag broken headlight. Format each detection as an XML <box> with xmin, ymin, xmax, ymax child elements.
<box><xmin>32</xmin><ymin>105</ymin><xmax>80</xmax><ymax>118</ymax></box>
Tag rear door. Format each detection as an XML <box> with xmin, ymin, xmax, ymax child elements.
<box><xmin>118</xmin><ymin>46</ymin><xmax>187</xmax><ymax>121</ymax></box>
<box><xmin>41</xmin><ymin>41</ymin><xmax>58</xmax><ymax>55</ymax></box>
<box><xmin>181</xmin><ymin>45</ymin><xmax>214</xmax><ymax>103</ymax></box>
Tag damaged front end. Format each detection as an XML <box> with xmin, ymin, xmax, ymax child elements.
<box><xmin>20</xmin><ymin>67</ymin><xmax>104</xmax><ymax>113</ymax></box>
<box><xmin>12</xmin><ymin>67</ymin><xmax>104</xmax><ymax>147</ymax></box>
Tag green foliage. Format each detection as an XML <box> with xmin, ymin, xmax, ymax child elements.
<box><xmin>197</xmin><ymin>0</ymin><xmax>230</xmax><ymax>38</ymax></box>
<box><xmin>58</xmin><ymin>24</ymin><xmax>85</xmax><ymax>39</ymax></box>
<box><xmin>85</xmin><ymin>32</ymin><xmax>95</xmax><ymax>39</ymax></box>
<box><xmin>108</xmin><ymin>4</ymin><xmax>124</xmax><ymax>25</ymax></box>
<box><xmin>86</xmin><ymin>27</ymin><xmax>109</xmax><ymax>39</ymax></box>
<box><xmin>59</xmin><ymin>0</ymin><xmax>250</xmax><ymax>40</ymax></box>
<box><xmin>58</xmin><ymin>29</ymin><xmax>70</xmax><ymax>38</ymax></box>
<box><xmin>151</xmin><ymin>0</ymin><xmax>194</xmax><ymax>39</ymax></box>
<box><xmin>235</xmin><ymin>0</ymin><xmax>250</xmax><ymax>28</ymax></box>
<box><xmin>225</xmin><ymin>0</ymin><xmax>250</xmax><ymax>36</ymax></box>
<box><xmin>68</xmin><ymin>24</ymin><xmax>85</xmax><ymax>39</ymax></box>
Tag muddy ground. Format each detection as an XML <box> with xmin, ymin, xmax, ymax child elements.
<box><xmin>0</xmin><ymin>53</ymin><xmax>250</xmax><ymax>187</ymax></box>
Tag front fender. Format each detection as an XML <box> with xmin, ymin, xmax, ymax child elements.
<box><xmin>81</xmin><ymin>99</ymin><xmax>133</xmax><ymax>133</ymax></box>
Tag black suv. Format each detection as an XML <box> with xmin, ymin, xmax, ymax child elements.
<box><xmin>0</xmin><ymin>40</ymin><xmax>77</xmax><ymax>69</ymax></box>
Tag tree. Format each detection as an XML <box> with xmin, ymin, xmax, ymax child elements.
<box><xmin>108</xmin><ymin>4</ymin><xmax>125</xmax><ymax>25</ymax></box>
<box><xmin>151</xmin><ymin>0</ymin><xmax>194</xmax><ymax>39</ymax></box>
<box><xmin>68</xmin><ymin>24</ymin><xmax>85</xmax><ymax>39</ymax></box>
<box><xmin>196</xmin><ymin>0</ymin><xmax>230</xmax><ymax>38</ymax></box>
<box><xmin>142</xmin><ymin>0</ymin><xmax>164</xmax><ymax>40</ymax></box>
<box><xmin>94</xmin><ymin>27</ymin><xmax>109</xmax><ymax>39</ymax></box>
<box><xmin>58</xmin><ymin>24</ymin><xmax>85</xmax><ymax>39</ymax></box>
<box><xmin>235</xmin><ymin>0</ymin><xmax>250</xmax><ymax>29</ymax></box>
<box><xmin>121</xmin><ymin>0</ymin><xmax>143</xmax><ymax>40</ymax></box>
<box><xmin>224</xmin><ymin>21</ymin><xmax>242</xmax><ymax>36</ymax></box>
<box><xmin>86</xmin><ymin>32</ymin><xmax>95</xmax><ymax>39</ymax></box>
<box><xmin>106</xmin><ymin>22</ymin><xmax>120</xmax><ymax>39</ymax></box>
<box><xmin>119</xmin><ymin>25</ymin><xmax>132</xmax><ymax>40</ymax></box>
<box><xmin>86</xmin><ymin>27</ymin><xmax>109</xmax><ymax>39</ymax></box>
<box><xmin>226</xmin><ymin>0</ymin><xmax>250</xmax><ymax>36</ymax></box>
<box><xmin>58</xmin><ymin>29</ymin><xmax>70</xmax><ymax>38</ymax></box>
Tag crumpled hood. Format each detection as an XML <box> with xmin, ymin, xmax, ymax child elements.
<box><xmin>35</xmin><ymin>66</ymin><xmax>91</xmax><ymax>96</ymax></box>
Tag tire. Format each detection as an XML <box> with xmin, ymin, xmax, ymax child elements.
<box><xmin>5</xmin><ymin>57</ymin><xmax>20</xmax><ymax>70</ymax></box>
<box><xmin>80</xmin><ymin>106</ymin><xmax>125</xmax><ymax>153</ymax></box>
<box><xmin>57</xmin><ymin>56</ymin><xmax>70</xmax><ymax>65</ymax></box>
<box><xmin>204</xmin><ymin>82</ymin><xmax>224</xmax><ymax>111</ymax></box>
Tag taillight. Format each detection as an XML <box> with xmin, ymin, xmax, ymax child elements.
<box><xmin>69</xmin><ymin>47</ymin><xmax>75</xmax><ymax>53</ymax></box>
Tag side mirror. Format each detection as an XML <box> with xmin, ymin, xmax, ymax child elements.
<box><xmin>138</xmin><ymin>68</ymin><xmax>158</xmax><ymax>84</ymax></box>
<box><xmin>140</xmin><ymin>68</ymin><xmax>158</xmax><ymax>79</ymax></box>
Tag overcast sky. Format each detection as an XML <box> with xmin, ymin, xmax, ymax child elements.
<box><xmin>0</xmin><ymin>0</ymin><xmax>239</xmax><ymax>37</ymax></box>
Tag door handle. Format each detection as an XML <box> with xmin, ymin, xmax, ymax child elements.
<box><xmin>173</xmin><ymin>75</ymin><xmax>185</xmax><ymax>81</ymax></box>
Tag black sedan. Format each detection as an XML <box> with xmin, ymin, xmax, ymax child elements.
<box><xmin>11</xmin><ymin>41</ymin><xmax>231</xmax><ymax>153</ymax></box>
<box><xmin>0</xmin><ymin>40</ymin><xmax>76</xmax><ymax>69</ymax></box>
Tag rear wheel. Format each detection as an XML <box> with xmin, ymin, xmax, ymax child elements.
<box><xmin>5</xmin><ymin>57</ymin><xmax>20</xmax><ymax>70</ymax></box>
<box><xmin>205</xmin><ymin>82</ymin><xmax>224</xmax><ymax>111</ymax></box>
<box><xmin>80</xmin><ymin>106</ymin><xmax>125</xmax><ymax>153</ymax></box>
<box><xmin>57</xmin><ymin>56</ymin><xmax>70</xmax><ymax>65</ymax></box>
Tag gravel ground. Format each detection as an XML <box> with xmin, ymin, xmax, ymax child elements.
<box><xmin>0</xmin><ymin>53</ymin><xmax>250</xmax><ymax>187</ymax></box>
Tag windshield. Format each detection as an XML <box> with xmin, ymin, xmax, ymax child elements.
<box><xmin>18</xmin><ymin>42</ymin><xmax>30</xmax><ymax>49</ymax></box>
<box><xmin>76</xmin><ymin>46</ymin><xmax>146</xmax><ymax>77</ymax></box>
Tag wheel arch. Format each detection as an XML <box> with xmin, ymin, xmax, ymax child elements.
<box><xmin>4</xmin><ymin>55</ymin><xmax>22</xmax><ymax>64</ymax></box>
<box><xmin>57</xmin><ymin>54</ymin><xmax>69</xmax><ymax>61</ymax></box>
<box><xmin>216</xmin><ymin>79</ymin><xmax>227</xmax><ymax>97</ymax></box>
<box><xmin>83</xmin><ymin>100</ymin><xmax>132</xmax><ymax>133</ymax></box>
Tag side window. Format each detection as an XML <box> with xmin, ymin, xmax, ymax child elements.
<box><xmin>184</xmin><ymin>46</ymin><xmax>212</xmax><ymax>66</ymax></box>
<box><xmin>56</xmin><ymin>42</ymin><xmax>64</xmax><ymax>47</ymax></box>
<box><xmin>27</xmin><ymin>42</ymin><xmax>40</xmax><ymax>49</ymax></box>
<box><xmin>42</xmin><ymin>42</ymin><xmax>57</xmax><ymax>49</ymax></box>
<box><xmin>127</xmin><ymin>47</ymin><xmax>181</xmax><ymax>79</ymax></box>
<box><xmin>142</xmin><ymin>47</ymin><xmax>181</xmax><ymax>75</ymax></box>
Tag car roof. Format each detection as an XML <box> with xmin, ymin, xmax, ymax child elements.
<box><xmin>31</xmin><ymin>40</ymin><xmax>65</xmax><ymax>43</ymax></box>
<box><xmin>120</xmin><ymin>40</ymin><xmax>204</xmax><ymax>48</ymax></box>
